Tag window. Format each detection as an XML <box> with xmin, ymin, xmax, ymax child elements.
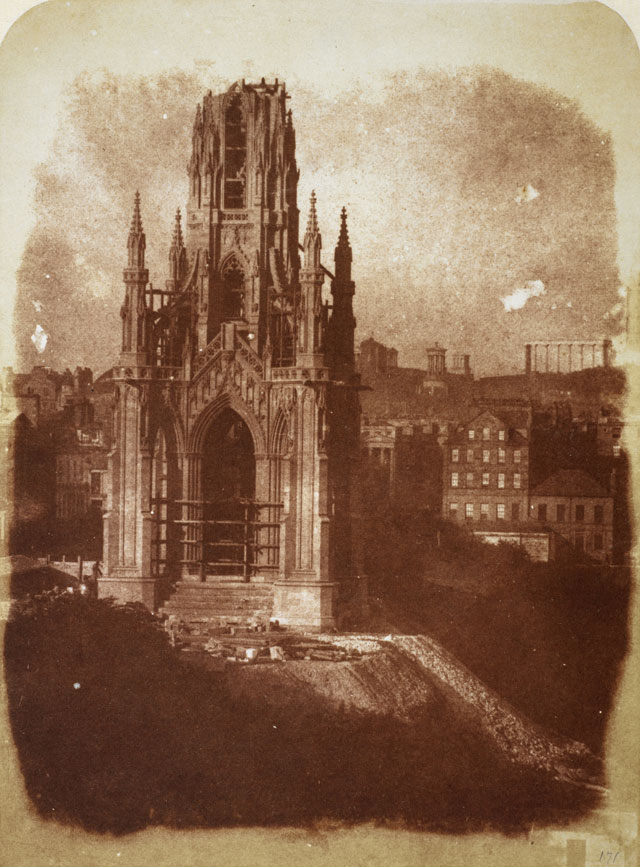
<box><xmin>556</xmin><ymin>504</ymin><xmax>566</xmax><ymax>522</ymax></box>
<box><xmin>482</xmin><ymin>472</ymin><xmax>490</xmax><ymax>487</ymax></box>
<box><xmin>513</xmin><ymin>450</ymin><xmax>521</xmax><ymax>464</ymax></box>
<box><xmin>90</xmin><ymin>471</ymin><xmax>102</xmax><ymax>496</ymax></box>
<box><xmin>498</xmin><ymin>429</ymin><xmax>506</xmax><ymax>441</ymax></box>
<box><xmin>449</xmin><ymin>503</ymin><xmax>458</xmax><ymax>516</ymax></box>
<box><xmin>482</xmin><ymin>450</ymin><xmax>490</xmax><ymax>463</ymax></box>
<box><xmin>513</xmin><ymin>473</ymin><xmax>521</xmax><ymax>489</ymax></box>
<box><xmin>511</xmin><ymin>503</ymin><xmax>520</xmax><ymax>521</ymax></box>
<box><xmin>465</xmin><ymin>503</ymin><xmax>474</xmax><ymax>520</ymax></box>
<box><xmin>466</xmin><ymin>449</ymin><xmax>474</xmax><ymax>462</ymax></box>
<box><xmin>451</xmin><ymin>448</ymin><xmax>459</xmax><ymax>463</ymax></box>
<box><xmin>466</xmin><ymin>473</ymin><xmax>474</xmax><ymax>487</ymax></box>
<box><xmin>498</xmin><ymin>473</ymin><xmax>505</xmax><ymax>489</ymax></box>
<box><xmin>451</xmin><ymin>472</ymin><xmax>459</xmax><ymax>488</ymax></box>
<box><xmin>498</xmin><ymin>448</ymin><xmax>506</xmax><ymax>464</ymax></box>
<box><xmin>480</xmin><ymin>503</ymin><xmax>489</xmax><ymax>519</ymax></box>
<box><xmin>482</xmin><ymin>427</ymin><xmax>490</xmax><ymax>441</ymax></box>
<box><xmin>613</xmin><ymin>443</ymin><xmax>621</xmax><ymax>457</ymax></box>
<box><xmin>224</xmin><ymin>95</ymin><xmax>247</xmax><ymax>208</ymax></box>
<box><xmin>468</xmin><ymin>430</ymin><xmax>475</xmax><ymax>440</ymax></box>
<box><xmin>575</xmin><ymin>505</ymin><xmax>585</xmax><ymax>522</ymax></box>
<box><xmin>497</xmin><ymin>504</ymin><xmax>505</xmax><ymax>520</ymax></box>
<box><xmin>594</xmin><ymin>505</ymin><xmax>604</xmax><ymax>524</ymax></box>
<box><xmin>537</xmin><ymin>503</ymin><xmax>547</xmax><ymax>522</ymax></box>
<box><xmin>593</xmin><ymin>533</ymin><xmax>604</xmax><ymax>550</ymax></box>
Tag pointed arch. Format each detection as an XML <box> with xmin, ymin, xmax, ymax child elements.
<box><xmin>270</xmin><ymin>407</ymin><xmax>291</xmax><ymax>455</ymax></box>
<box><xmin>189</xmin><ymin>391</ymin><xmax>266</xmax><ymax>456</ymax></box>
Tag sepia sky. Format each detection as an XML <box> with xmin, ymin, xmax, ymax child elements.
<box><xmin>1</xmin><ymin>0</ymin><xmax>640</xmax><ymax>377</ymax></box>
<box><xmin>1</xmin><ymin>3</ymin><xmax>640</xmax><ymax>866</ymax></box>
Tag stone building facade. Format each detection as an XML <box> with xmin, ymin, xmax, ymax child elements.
<box><xmin>442</xmin><ymin>408</ymin><xmax>530</xmax><ymax>525</ymax></box>
<box><xmin>529</xmin><ymin>469</ymin><xmax>614</xmax><ymax>563</ymax></box>
<box><xmin>100</xmin><ymin>79</ymin><xmax>365</xmax><ymax>629</ymax></box>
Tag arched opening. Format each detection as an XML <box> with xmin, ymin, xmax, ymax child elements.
<box><xmin>224</xmin><ymin>95</ymin><xmax>247</xmax><ymax>209</ymax></box>
<box><xmin>270</xmin><ymin>297</ymin><xmax>295</xmax><ymax>366</ymax></box>
<box><xmin>221</xmin><ymin>255</ymin><xmax>246</xmax><ymax>321</ymax></box>
<box><xmin>201</xmin><ymin>408</ymin><xmax>256</xmax><ymax>578</ymax></box>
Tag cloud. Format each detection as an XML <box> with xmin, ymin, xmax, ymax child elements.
<box><xmin>30</xmin><ymin>324</ymin><xmax>48</xmax><ymax>353</ymax></box>
<box><xmin>501</xmin><ymin>279</ymin><xmax>545</xmax><ymax>312</ymax></box>
<box><xmin>514</xmin><ymin>183</ymin><xmax>540</xmax><ymax>204</ymax></box>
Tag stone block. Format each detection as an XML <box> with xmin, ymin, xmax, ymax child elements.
<box><xmin>98</xmin><ymin>576</ymin><xmax>159</xmax><ymax>610</ymax></box>
<box><xmin>272</xmin><ymin>580</ymin><xmax>337</xmax><ymax>630</ymax></box>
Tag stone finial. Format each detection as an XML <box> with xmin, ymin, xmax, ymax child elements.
<box><xmin>171</xmin><ymin>208</ymin><xmax>184</xmax><ymax>249</ymax></box>
<box><xmin>130</xmin><ymin>191</ymin><xmax>143</xmax><ymax>235</ymax></box>
<box><xmin>306</xmin><ymin>191</ymin><xmax>319</xmax><ymax>236</ymax></box>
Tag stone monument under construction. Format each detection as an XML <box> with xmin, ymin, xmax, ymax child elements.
<box><xmin>99</xmin><ymin>79</ymin><xmax>366</xmax><ymax>629</ymax></box>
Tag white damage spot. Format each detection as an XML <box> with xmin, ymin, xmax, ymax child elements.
<box><xmin>32</xmin><ymin>300</ymin><xmax>43</xmax><ymax>313</ymax></box>
<box><xmin>31</xmin><ymin>324</ymin><xmax>48</xmax><ymax>353</ymax></box>
<box><xmin>73</xmin><ymin>683</ymin><xmax>80</xmax><ymax>690</ymax></box>
<box><xmin>514</xmin><ymin>183</ymin><xmax>540</xmax><ymax>204</ymax></box>
<box><xmin>605</xmin><ymin>302</ymin><xmax>623</xmax><ymax>319</ymax></box>
<box><xmin>501</xmin><ymin>280</ymin><xmax>545</xmax><ymax>312</ymax></box>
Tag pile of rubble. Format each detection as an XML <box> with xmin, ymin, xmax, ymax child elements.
<box><xmin>162</xmin><ymin>615</ymin><xmax>378</xmax><ymax>665</ymax></box>
<box><xmin>200</xmin><ymin>633</ymin><xmax>367</xmax><ymax>664</ymax></box>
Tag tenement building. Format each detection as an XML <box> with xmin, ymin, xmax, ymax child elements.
<box><xmin>442</xmin><ymin>408</ymin><xmax>530</xmax><ymax>525</ymax></box>
<box><xmin>100</xmin><ymin>79</ymin><xmax>365</xmax><ymax>629</ymax></box>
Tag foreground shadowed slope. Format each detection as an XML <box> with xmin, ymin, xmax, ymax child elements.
<box><xmin>4</xmin><ymin>592</ymin><xmax>600</xmax><ymax>835</ymax></box>
<box><xmin>362</xmin><ymin>509</ymin><xmax>630</xmax><ymax>755</ymax></box>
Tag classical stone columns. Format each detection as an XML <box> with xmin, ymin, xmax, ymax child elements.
<box><xmin>525</xmin><ymin>340</ymin><xmax>613</xmax><ymax>374</ymax></box>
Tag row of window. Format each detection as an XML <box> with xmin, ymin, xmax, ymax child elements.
<box><xmin>450</xmin><ymin>502</ymin><xmax>520</xmax><ymax>520</ymax></box>
<box><xmin>465</xmin><ymin>428</ymin><xmax>506</xmax><ymax>441</ymax></box>
<box><xmin>448</xmin><ymin>501</ymin><xmax>606</xmax><ymax>527</ymax></box>
<box><xmin>534</xmin><ymin>503</ymin><xmax>605</xmax><ymax>524</ymax></box>
<box><xmin>451</xmin><ymin>448</ymin><xmax>521</xmax><ymax>464</ymax></box>
<box><xmin>451</xmin><ymin>472</ymin><xmax>522</xmax><ymax>489</ymax></box>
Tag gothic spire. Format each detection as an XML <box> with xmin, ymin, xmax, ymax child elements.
<box><xmin>130</xmin><ymin>190</ymin><xmax>143</xmax><ymax>234</ymax></box>
<box><xmin>337</xmin><ymin>206</ymin><xmax>349</xmax><ymax>249</ymax></box>
<box><xmin>168</xmin><ymin>207</ymin><xmax>186</xmax><ymax>284</ymax></box>
<box><xmin>334</xmin><ymin>206</ymin><xmax>352</xmax><ymax>282</ymax></box>
<box><xmin>127</xmin><ymin>191</ymin><xmax>146</xmax><ymax>269</ymax></box>
<box><xmin>122</xmin><ymin>191</ymin><xmax>148</xmax><ymax>355</ymax></box>
<box><xmin>306</xmin><ymin>190</ymin><xmax>318</xmax><ymax>235</ymax></box>
<box><xmin>330</xmin><ymin>205</ymin><xmax>356</xmax><ymax>376</ymax></box>
<box><xmin>303</xmin><ymin>191</ymin><xmax>321</xmax><ymax>269</ymax></box>
<box><xmin>171</xmin><ymin>207</ymin><xmax>184</xmax><ymax>249</ymax></box>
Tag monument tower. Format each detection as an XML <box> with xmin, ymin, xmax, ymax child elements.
<box><xmin>100</xmin><ymin>79</ymin><xmax>365</xmax><ymax>629</ymax></box>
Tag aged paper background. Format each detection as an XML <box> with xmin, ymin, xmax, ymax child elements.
<box><xmin>1</xmin><ymin>0</ymin><xmax>639</xmax><ymax>864</ymax></box>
